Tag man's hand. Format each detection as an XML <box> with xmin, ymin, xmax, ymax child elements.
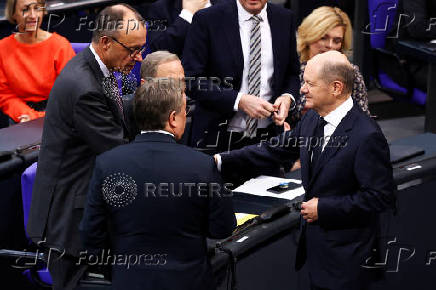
<box><xmin>272</xmin><ymin>95</ymin><xmax>292</xmax><ymax>126</ymax></box>
<box><xmin>183</xmin><ymin>0</ymin><xmax>208</xmax><ymax>14</ymax></box>
<box><xmin>283</xmin><ymin>121</ymin><xmax>291</xmax><ymax>132</ymax></box>
<box><xmin>238</xmin><ymin>94</ymin><xmax>275</xmax><ymax>119</ymax></box>
<box><xmin>301</xmin><ymin>197</ymin><xmax>319</xmax><ymax>223</ymax></box>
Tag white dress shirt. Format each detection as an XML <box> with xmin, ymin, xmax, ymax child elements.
<box><xmin>89</xmin><ymin>44</ymin><xmax>110</xmax><ymax>78</ymax></box>
<box><xmin>321</xmin><ymin>96</ymin><xmax>353</xmax><ymax>152</ymax></box>
<box><xmin>141</xmin><ymin>130</ymin><xmax>175</xmax><ymax>138</ymax></box>
<box><xmin>216</xmin><ymin>96</ymin><xmax>354</xmax><ymax>171</ymax></box>
<box><xmin>179</xmin><ymin>1</ymin><xmax>212</xmax><ymax>23</ymax></box>
<box><xmin>228</xmin><ymin>0</ymin><xmax>274</xmax><ymax>132</ymax></box>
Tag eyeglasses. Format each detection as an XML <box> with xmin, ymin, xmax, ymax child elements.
<box><xmin>109</xmin><ymin>36</ymin><xmax>146</xmax><ymax>58</ymax></box>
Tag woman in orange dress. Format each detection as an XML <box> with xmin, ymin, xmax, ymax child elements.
<box><xmin>0</xmin><ymin>0</ymin><xmax>75</xmax><ymax>123</ymax></box>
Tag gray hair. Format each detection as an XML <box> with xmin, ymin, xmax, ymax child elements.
<box><xmin>319</xmin><ymin>61</ymin><xmax>355</xmax><ymax>95</ymax></box>
<box><xmin>134</xmin><ymin>78</ymin><xmax>184</xmax><ymax>130</ymax></box>
<box><xmin>141</xmin><ymin>51</ymin><xmax>180</xmax><ymax>78</ymax></box>
<box><xmin>91</xmin><ymin>4</ymin><xmax>144</xmax><ymax>43</ymax></box>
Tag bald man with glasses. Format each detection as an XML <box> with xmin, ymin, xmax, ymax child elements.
<box><xmin>27</xmin><ymin>4</ymin><xmax>146</xmax><ymax>290</ymax></box>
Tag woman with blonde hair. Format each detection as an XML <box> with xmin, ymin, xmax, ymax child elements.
<box><xmin>295</xmin><ymin>6</ymin><xmax>369</xmax><ymax>121</ymax></box>
<box><xmin>0</xmin><ymin>0</ymin><xmax>75</xmax><ymax>124</ymax></box>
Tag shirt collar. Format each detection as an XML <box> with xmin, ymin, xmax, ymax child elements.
<box><xmin>236</xmin><ymin>0</ymin><xmax>267</xmax><ymax>23</ymax></box>
<box><xmin>89</xmin><ymin>44</ymin><xmax>111</xmax><ymax>78</ymax></box>
<box><xmin>140</xmin><ymin>130</ymin><xmax>175</xmax><ymax>138</ymax></box>
<box><xmin>323</xmin><ymin>96</ymin><xmax>353</xmax><ymax>128</ymax></box>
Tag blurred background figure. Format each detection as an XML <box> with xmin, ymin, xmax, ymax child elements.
<box><xmin>144</xmin><ymin>0</ymin><xmax>225</xmax><ymax>58</ymax></box>
<box><xmin>285</xmin><ymin>0</ymin><xmax>355</xmax><ymax>26</ymax></box>
<box><xmin>398</xmin><ymin>0</ymin><xmax>436</xmax><ymax>94</ymax></box>
<box><xmin>402</xmin><ymin>0</ymin><xmax>436</xmax><ymax>40</ymax></box>
<box><xmin>294</xmin><ymin>6</ymin><xmax>369</xmax><ymax>124</ymax></box>
<box><xmin>0</xmin><ymin>0</ymin><xmax>75</xmax><ymax>126</ymax></box>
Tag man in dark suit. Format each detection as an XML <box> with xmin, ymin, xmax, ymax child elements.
<box><xmin>26</xmin><ymin>4</ymin><xmax>146</xmax><ymax>290</ymax></box>
<box><xmin>79</xmin><ymin>65</ymin><xmax>236</xmax><ymax>290</ymax></box>
<box><xmin>145</xmin><ymin>0</ymin><xmax>224</xmax><ymax>57</ymax></box>
<box><xmin>216</xmin><ymin>51</ymin><xmax>396</xmax><ymax>290</ymax></box>
<box><xmin>183</xmin><ymin>0</ymin><xmax>300</xmax><ymax>153</ymax></box>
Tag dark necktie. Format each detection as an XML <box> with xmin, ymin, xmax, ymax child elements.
<box><xmin>310</xmin><ymin>116</ymin><xmax>327</xmax><ymax>172</ymax></box>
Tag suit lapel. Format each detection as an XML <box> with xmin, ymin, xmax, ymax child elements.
<box><xmin>267</xmin><ymin>5</ymin><xmax>280</xmax><ymax>95</ymax></box>
<box><xmin>300</xmin><ymin>115</ymin><xmax>318</xmax><ymax>190</ymax></box>
<box><xmin>308</xmin><ymin>108</ymin><xmax>358</xmax><ymax>188</ymax></box>
<box><xmin>174</xmin><ymin>0</ymin><xmax>182</xmax><ymax>19</ymax></box>
<box><xmin>222</xmin><ymin>1</ymin><xmax>244</xmax><ymax>78</ymax></box>
<box><xmin>84</xmin><ymin>47</ymin><xmax>129</xmax><ymax>135</ymax></box>
<box><xmin>83</xmin><ymin>47</ymin><xmax>104</xmax><ymax>85</ymax></box>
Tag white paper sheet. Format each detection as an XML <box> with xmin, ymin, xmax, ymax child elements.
<box><xmin>233</xmin><ymin>175</ymin><xmax>305</xmax><ymax>200</ymax></box>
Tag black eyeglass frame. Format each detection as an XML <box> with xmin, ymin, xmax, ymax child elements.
<box><xmin>108</xmin><ymin>36</ymin><xmax>146</xmax><ymax>58</ymax></box>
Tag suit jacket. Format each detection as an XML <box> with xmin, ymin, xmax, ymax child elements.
<box><xmin>27</xmin><ymin>47</ymin><xmax>129</xmax><ymax>256</ymax></box>
<box><xmin>146</xmin><ymin>0</ymin><xmax>225</xmax><ymax>57</ymax></box>
<box><xmin>79</xmin><ymin>133</ymin><xmax>236</xmax><ymax>290</ymax></box>
<box><xmin>182</xmin><ymin>0</ymin><xmax>300</xmax><ymax>148</ymax></box>
<box><xmin>220</xmin><ymin>104</ymin><xmax>395</xmax><ymax>289</ymax></box>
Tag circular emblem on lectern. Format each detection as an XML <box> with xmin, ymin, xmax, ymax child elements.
<box><xmin>102</xmin><ymin>172</ymin><xmax>137</xmax><ymax>207</ymax></box>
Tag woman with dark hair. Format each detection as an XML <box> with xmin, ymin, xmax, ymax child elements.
<box><xmin>0</xmin><ymin>0</ymin><xmax>75</xmax><ymax>123</ymax></box>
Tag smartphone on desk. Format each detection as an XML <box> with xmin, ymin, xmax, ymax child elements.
<box><xmin>267</xmin><ymin>181</ymin><xmax>300</xmax><ymax>194</ymax></box>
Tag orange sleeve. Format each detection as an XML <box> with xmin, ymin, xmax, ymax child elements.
<box><xmin>54</xmin><ymin>38</ymin><xmax>76</xmax><ymax>75</ymax></box>
<box><xmin>0</xmin><ymin>60</ymin><xmax>43</xmax><ymax>122</ymax></box>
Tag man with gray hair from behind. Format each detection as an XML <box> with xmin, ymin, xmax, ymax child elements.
<box><xmin>135</xmin><ymin>50</ymin><xmax>192</xmax><ymax>143</ymax></box>
<box><xmin>124</xmin><ymin>51</ymin><xmax>183</xmax><ymax>138</ymax></box>
<box><xmin>140</xmin><ymin>50</ymin><xmax>184</xmax><ymax>84</ymax></box>
<box><xmin>80</xmin><ymin>74</ymin><xmax>236</xmax><ymax>290</ymax></box>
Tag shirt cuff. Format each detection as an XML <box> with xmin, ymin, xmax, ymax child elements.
<box><xmin>281</xmin><ymin>93</ymin><xmax>296</xmax><ymax>110</ymax></box>
<box><xmin>214</xmin><ymin>154</ymin><xmax>222</xmax><ymax>172</ymax></box>
<box><xmin>179</xmin><ymin>9</ymin><xmax>194</xmax><ymax>24</ymax></box>
<box><xmin>234</xmin><ymin>92</ymin><xmax>244</xmax><ymax>111</ymax></box>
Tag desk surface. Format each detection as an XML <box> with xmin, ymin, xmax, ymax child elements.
<box><xmin>397</xmin><ymin>40</ymin><xmax>436</xmax><ymax>63</ymax></box>
<box><xmin>46</xmin><ymin>0</ymin><xmax>120</xmax><ymax>12</ymax></box>
<box><xmin>0</xmin><ymin>118</ymin><xmax>43</xmax><ymax>153</ymax></box>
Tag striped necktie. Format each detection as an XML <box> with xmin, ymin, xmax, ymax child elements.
<box><xmin>245</xmin><ymin>15</ymin><xmax>262</xmax><ymax>138</ymax></box>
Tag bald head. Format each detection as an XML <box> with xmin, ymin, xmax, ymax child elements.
<box><xmin>307</xmin><ymin>50</ymin><xmax>354</xmax><ymax>95</ymax></box>
<box><xmin>91</xmin><ymin>4</ymin><xmax>145</xmax><ymax>43</ymax></box>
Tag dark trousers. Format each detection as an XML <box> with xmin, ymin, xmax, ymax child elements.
<box><xmin>47</xmin><ymin>251</ymin><xmax>88</xmax><ymax>290</ymax></box>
